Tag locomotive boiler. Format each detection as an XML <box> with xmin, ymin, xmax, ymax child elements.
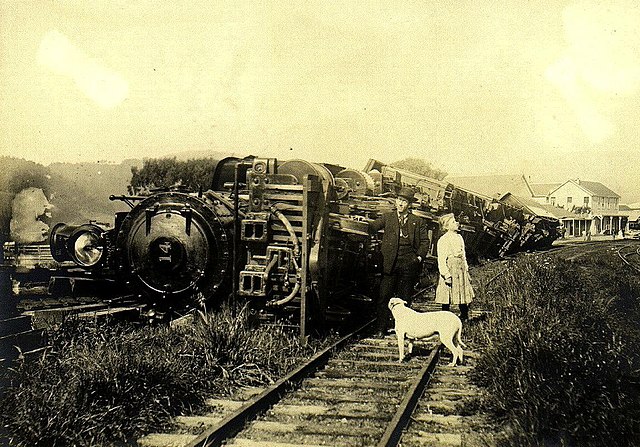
<box><xmin>50</xmin><ymin>188</ymin><xmax>236</xmax><ymax>309</ymax></box>
<box><xmin>49</xmin><ymin>156</ymin><xmax>397</xmax><ymax>333</ymax></box>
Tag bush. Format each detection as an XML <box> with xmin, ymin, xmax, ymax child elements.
<box><xmin>472</xmin><ymin>256</ymin><xmax>640</xmax><ymax>446</ymax></box>
<box><xmin>390</xmin><ymin>157</ymin><xmax>447</xmax><ymax>180</ymax></box>
<box><xmin>129</xmin><ymin>157</ymin><xmax>220</xmax><ymax>194</ymax></box>
<box><xmin>0</xmin><ymin>305</ymin><xmax>321</xmax><ymax>446</ymax></box>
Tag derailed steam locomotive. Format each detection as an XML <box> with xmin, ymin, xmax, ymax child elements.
<box><xmin>49</xmin><ymin>156</ymin><xmax>560</xmax><ymax>334</ymax></box>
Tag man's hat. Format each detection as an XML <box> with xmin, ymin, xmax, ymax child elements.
<box><xmin>396</xmin><ymin>186</ymin><xmax>417</xmax><ymax>202</ymax></box>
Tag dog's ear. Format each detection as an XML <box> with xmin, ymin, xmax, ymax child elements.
<box><xmin>402</xmin><ymin>299</ymin><xmax>407</xmax><ymax>306</ymax></box>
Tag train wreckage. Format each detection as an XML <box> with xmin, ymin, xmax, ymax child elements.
<box><xmin>4</xmin><ymin>157</ymin><xmax>560</xmax><ymax>335</ymax></box>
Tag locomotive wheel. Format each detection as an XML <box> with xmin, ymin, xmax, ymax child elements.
<box><xmin>336</xmin><ymin>168</ymin><xmax>375</xmax><ymax>196</ymax></box>
<box><xmin>115</xmin><ymin>192</ymin><xmax>231</xmax><ymax>309</ymax></box>
<box><xmin>278</xmin><ymin>159</ymin><xmax>335</xmax><ymax>186</ymax></box>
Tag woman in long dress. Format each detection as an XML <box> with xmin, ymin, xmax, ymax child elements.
<box><xmin>435</xmin><ymin>213</ymin><xmax>474</xmax><ymax>321</ymax></box>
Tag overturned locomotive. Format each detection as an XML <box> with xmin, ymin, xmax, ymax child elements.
<box><xmin>50</xmin><ymin>157</ymin><xmax>395</xmax><ymax>333</ymax></box>
<box><xmin>49</xmin><ymin>155</ymin><xmax>561</xmax><ymax>335</ymax></box>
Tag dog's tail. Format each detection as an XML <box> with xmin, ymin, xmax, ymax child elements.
<box><xmin>456</xmin><ymin>320</ymin><xmax>467</xmax><ymax>348</ymax></box>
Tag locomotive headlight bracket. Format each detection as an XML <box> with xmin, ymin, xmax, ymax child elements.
<box><xmin>50</xmin><ymin>223</ymin><xmax>106</xmax><ymax>267</ymax></box>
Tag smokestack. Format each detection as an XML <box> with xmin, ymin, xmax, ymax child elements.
<box><xmin>9</xmin><ymin>188</ymin><xmax>52</xmax><ymax>243</ymax></box>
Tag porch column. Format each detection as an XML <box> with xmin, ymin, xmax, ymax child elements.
<box><xmin>619</xmin><ymin>216</ymin><xmax>623</xmax><ymax>235</ymax></box>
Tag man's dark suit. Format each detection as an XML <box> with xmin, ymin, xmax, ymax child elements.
<box><xmin>370</xmin><ymin>211</ymin><xmax>430</xmax><ymax>332</ymax></box>
<box><xmin>370</xmin><ymin>212</ymin><xmax>430</xmax><ymax>274</ymax></box>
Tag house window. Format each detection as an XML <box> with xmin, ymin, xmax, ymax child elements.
<box><xmin>583</xmin><ymin>197</ymin><xmax>589</xmax><ymax>207</ymax></box>
<box><xmin>550</xmin><ymin>197</ymin><xmax>556</xmax><ymax>206</ymax></box>
<box><xmin>567</xmin><ymin>197</ymin><xmax>572</xmax><ymax>205</ymax></box>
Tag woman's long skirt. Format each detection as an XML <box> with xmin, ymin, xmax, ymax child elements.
<box><xmin>435</xmin><ymin>256</ymin><xmax>474</xmax><ymax>305</ymax></box>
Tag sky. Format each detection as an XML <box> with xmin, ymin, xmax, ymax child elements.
<box><xmin>1</xmin><ymin>1</ymin><xmax>640</xmax><ymax>202</ymax></box>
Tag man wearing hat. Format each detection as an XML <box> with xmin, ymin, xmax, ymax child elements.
<box><xmin>369</xmin><ymin>186</ymin><xmax>430</xmax><ymax>336</ymax></box>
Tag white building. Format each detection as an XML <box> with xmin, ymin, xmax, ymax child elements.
<box><xmin>446</xmin><ymin>175</ymin><xmax>627</xmax><ymax>237</ymax></box>
<box><xmin>547</xmin><ymin>179</ymin><xmax>624</xmax><ymax>235</ymax></box>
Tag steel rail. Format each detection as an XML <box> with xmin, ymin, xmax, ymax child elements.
<box><xmin>185</xmin><ymin>319</ymin><xmax>375</xmax><ymax>447</ymax></box>
<box><xmin>376</xmin><ymin>343</ymin><xmax>441</xmax><ymax>447</ymax></box>
<box><xmin>617</xmin><ymin>243</ymin><xmax>640</xmax><ymax>273</ymax></box>
<box><xmin>484</xmin><ymin>267</ymin><xmax>509</xmax><ymax>289</ymax></box>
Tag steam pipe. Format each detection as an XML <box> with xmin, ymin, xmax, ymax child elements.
<box><xmin>270</xmin><ymin>205</ymin><xmax>300</xmax><ymax>258</ymax></box>
<box><xmin>232</xmin><ymin>159</ymin><xmax>253</xmax><ymax>319</ymax></box>
<box><xmin>269</xmin><ymin>280</ymin><xmax>301</xmax><ymax>307</ymax></box>
<box><xmin>276</xmin><ymin>252</ymin><xmax>301</xmax><ymax>307</ymax></box>
<box><xmin>109</xmin><ymin>195</ymin><xmax>146</xmax><ymax>209</ymax></box>
<box><xmin>263</xmin><ymin>253</ymin><xmax>279</xmax><ymax>278</ymax></box>
<box><xmin>267</xmin><ymin>204</ymin><xmax>302</xmax><ymax>306</ymax></box>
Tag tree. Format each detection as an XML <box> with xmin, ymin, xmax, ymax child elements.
<box><xmin>390</xmin><ymin>157</ymin><xmax>447</xmax><ymax>180</ymax></box>
<box><xmin>129</xmin><ymin>157</ymin><xmax>220</xmax><ymax>194</ymax></box>
<box><xmin>0</xmin><ymin>157</ymin><xmax>50</xmax><ymax>195</ymax></box>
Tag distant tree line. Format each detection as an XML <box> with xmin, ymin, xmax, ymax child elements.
<box><xmin>0</xmin><ymin>156</ymin><xmax>50</xmax><ymax>195</ymax></box>
<box><xmin>129</xmin><ymin>157</ymin><xmax>220</xmax><ymax>194</ymax></box>
<box><xmin>391</xmin><ymin>157</ymin><xmax>447</xmax><ymax>180</ymax></box>
<box><xmin>129</xmin><ymin>156</ymin><xmax>447</xmax><ymax>194</ymax></box>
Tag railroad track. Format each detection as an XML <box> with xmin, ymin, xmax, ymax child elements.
<box><xmin>617</xmin><ymin>242</ymin><xmax>640</xmax><ymax>273</ymax></box>
<box><xmin>0</xmin><ymin>295</ymin><xmax>146</xmax><ymax>365</ymax></box>
<box><xmin>398</xmin><ymin>352</ymin><xmax>498</xmax><ymax>447</ymax></box>
<box><xmin>137</xmin><ymin>310</ymin><xmax>498</xmax><ymax>447</ymax></box>
<box><xmin>0</xmin><ymin>314</ymin><xmax>46</xmax><ymax>364</ymax></box>
<box><xmin>137</xmin><ymin>321</ymin><xmax>438</xmax><ymax>447</ymax></box>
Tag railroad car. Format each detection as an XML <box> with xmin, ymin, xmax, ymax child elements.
<box><xmin>362</xmin><ymin>159</ymin><xmax>561</xmax><ymax>260</ymax></box>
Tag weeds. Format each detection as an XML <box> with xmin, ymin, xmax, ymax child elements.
<box><xmin>471</xmin><ymin>254</ymin><xmax>640</xmax><ymax>446</ymax></box>
<box><xmin>0</xmin><ymin>304</ymin><xmax>321</xmax><ymax>446</ymax></box>
<box><xmin>4</xmin><ymin>248</ymin><xmax>640</xmax><ymax>446</ymax></box>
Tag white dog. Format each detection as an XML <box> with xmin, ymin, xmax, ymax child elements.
<box><xmin>388</xmin><ymin>297</ymin><xmax>466</xmax><ymax>366</ymax></box>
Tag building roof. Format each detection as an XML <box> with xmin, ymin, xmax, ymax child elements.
<box><xmin>546</xmin><ymin>207</ymin><xmax>579</xmax><ymax>219</ymax></box>
<box><xmin>549</xmin><ymin>179</ymin><xmax>620</xmax><ymax>198</ymax></box>
<box><xmin>529</xmin><ymin>183</ymin><xmax>562</xmax><ymax>197</ymax></box>
<box><xmin>444</xmin><ymin>174</ymin><xmax>533</xmax><ymax>199</ymax></box>
<box><xmin>498</xmin><ymin>193</ymin><xmax>559</xmax><ymax>219</ymax></box>
<box><xmin>502</xmin><ymin>193</ymin><xmax>605</xmax><ymax>220</ymax></box>
<box><xmin>445</xmin><ymin>175</ymin><xmax>622</xmax><ymax>205</ymax></box>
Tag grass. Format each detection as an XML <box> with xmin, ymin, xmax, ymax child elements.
<box><xmin>0</xmin><ymin>304</ymin><xmax>326</xmax><ymax>446</ymax></box>
<box><xmin>4</xmin><ymin>244</ymin><xmax>640</xmax><ymax>446</ymax></box>
<box><xmin>468</xmin><ymin>249</ymin><xmax>640</xmax><ymax>446</ymax></box>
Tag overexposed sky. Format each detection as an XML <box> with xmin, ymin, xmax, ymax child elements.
<box><xmin>1</xmin><ymin>1</ymin><xmax>639</xmax><ymax>201</ymax></box>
